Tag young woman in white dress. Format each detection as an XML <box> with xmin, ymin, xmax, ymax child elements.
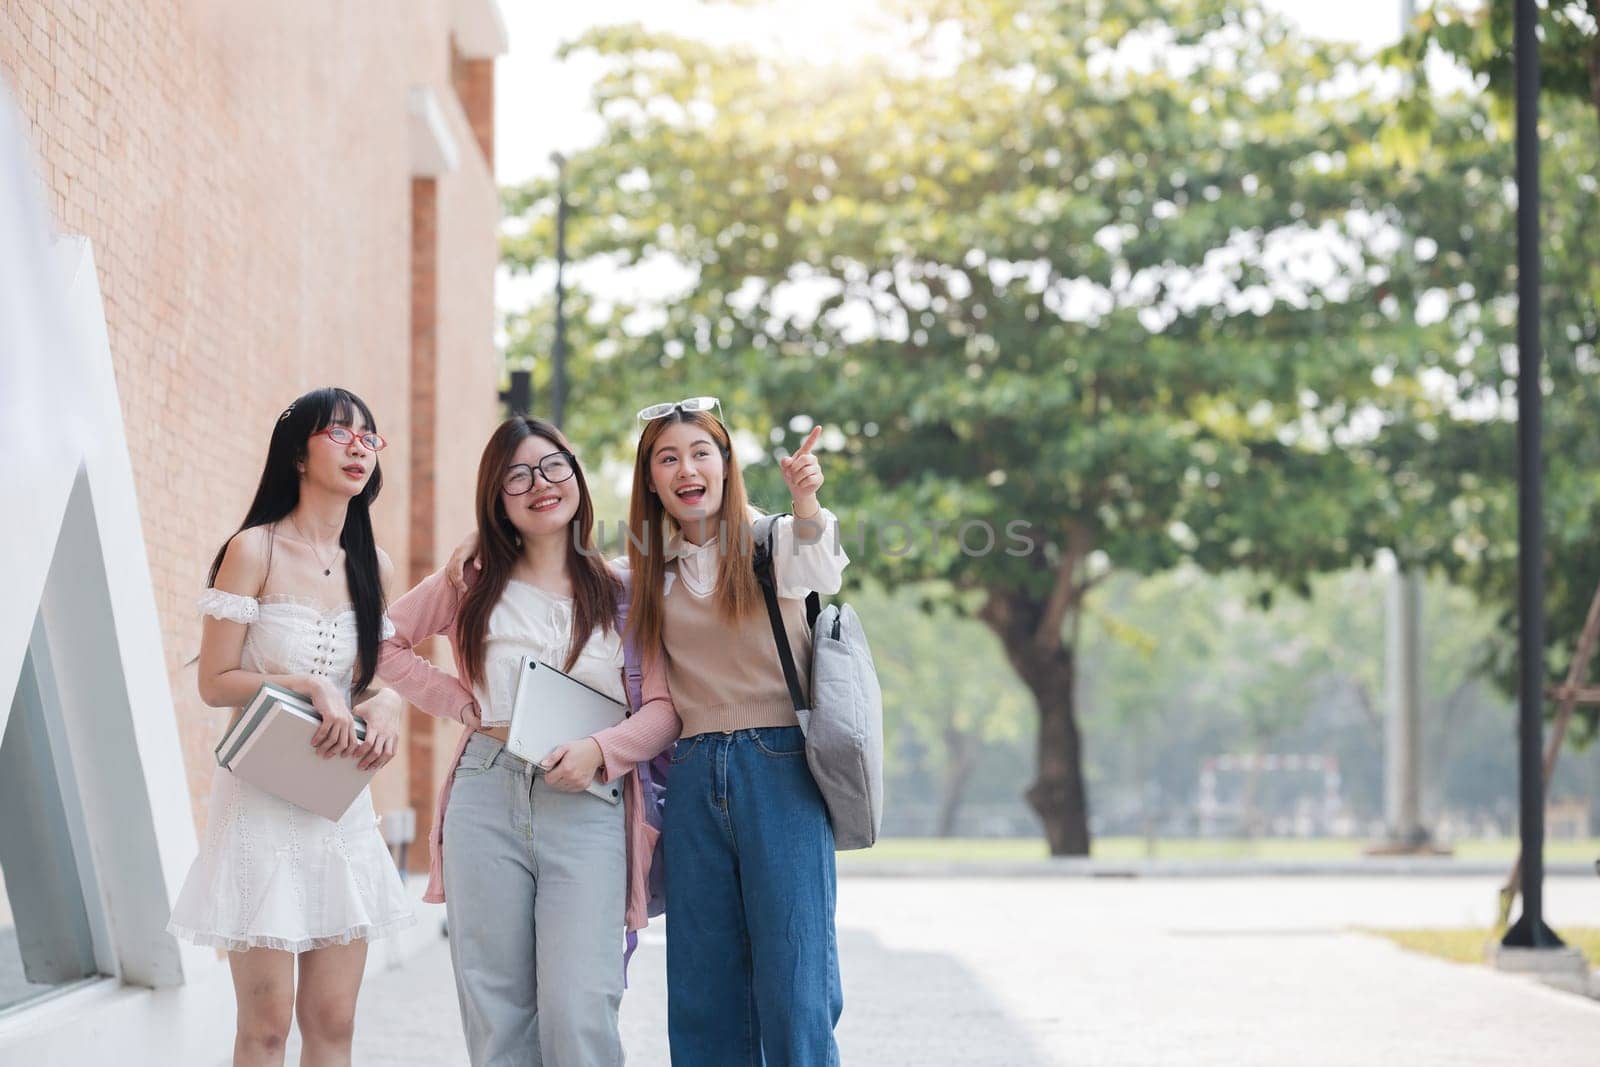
<box><xmin>167</xmin><ymin>387</ymin><xmax>415</xmax><ymax>1067</ymax></box>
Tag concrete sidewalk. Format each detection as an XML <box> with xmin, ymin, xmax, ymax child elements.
<box><xmin>302</xmin><ymin>875</ymin><xmax>1600</xmax><ymax>1065</ymax></box>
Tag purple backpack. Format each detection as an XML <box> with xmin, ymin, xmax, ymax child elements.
<box><xmin>617</xmin><ymin>573</ymin><xmax>670</xmax><ymax>919</ymax></box>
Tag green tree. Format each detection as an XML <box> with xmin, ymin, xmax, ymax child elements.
<box><xmin>1379</xmin><ymin>7</ymin><xmax>1600</xmax><ymax>736</ymax></box>
<box><xmin>504</xmin><ymin>0</ymin><xmax>1467</xmax><ymax>854</ymax></box>
<box><xmin>1079</xmin><ymin>566</ymin><xmax>1509</xmax><ymax>836</ymax></box>
<box><xmin>1400</xmin><ymin>1</ymin><xmax>1600</xmax><ymax>128</ymax></box>
<box><xmin>1083</xmin><ymin>569</ymin><xmax>1353</xmax><ymax>836</ymax></box>
<box><xmin>857</xmin><ymin>583</ymin><xmax>1032</xmax><ymax>836</ymax></box>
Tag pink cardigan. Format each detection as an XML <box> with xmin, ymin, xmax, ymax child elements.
<box><xmin>377</xmin><ymin>566</ymin><xmax>680</xmax><ymax>931</ymax></box>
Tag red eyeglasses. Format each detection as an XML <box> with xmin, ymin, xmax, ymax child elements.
<box><xmin>313</xmin><ymin>426</ymin><xmax>388</xmax><ymax>452</ymax></box>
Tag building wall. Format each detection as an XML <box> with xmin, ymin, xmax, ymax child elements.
<box><xmin>415</xmin><ymin>132</ymin><xmax>501</xmax><ymax>850</ymax></box>
<box><xmin>0</xmin><ymin>0</ymin><xmax>501</xmax><ymax>828</ymax></box>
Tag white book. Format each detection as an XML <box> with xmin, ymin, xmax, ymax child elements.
<box><xmin>214</xmin><ymin>683</ymin><xmax>374</xmax><ymax>822</ymax></box>
<box><xmin>506</xmin><ymin>657</ymin><xmax>626</xmax><ymax>805</ymax></box>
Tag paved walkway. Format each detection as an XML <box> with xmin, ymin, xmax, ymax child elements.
<box><xmin>286</xmin><ymin>875</ymin><xmax>1600</xmax><ymax>1065</ymax></box>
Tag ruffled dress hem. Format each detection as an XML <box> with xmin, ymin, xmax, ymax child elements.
<box><xmin>165</xmin><ymin>911</ymin><xmax>416</xmax><ymax>954</ymax></box>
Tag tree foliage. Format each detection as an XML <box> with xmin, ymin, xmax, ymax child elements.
<box><xmin>502</xmin><ymin>0</ymin><xmax>1553</xmax><ymax>849</ymax></box>
<box><xmin>1380</xmin><ymin>4</ymin><xmax>1600</xmax><ymax>737</ymax></box>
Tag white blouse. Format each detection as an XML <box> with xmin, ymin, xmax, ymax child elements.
<box><xmin>663</xmin><ymin>508</ymin><xmax>849</xmax><ymax>600</ymax></box>
<box><xmin>197</xmin><ymin>588</ymin><xmax>396</xmax><ymax>696</ymax></box>
<box><xmin>471</xmin><ymin>579</ymin><xmax>625</xmax><ymax>727</ymax></box>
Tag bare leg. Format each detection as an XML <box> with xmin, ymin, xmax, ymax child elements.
<box><xmin>229</xmin><ymin>948</ymin><xmax>295</xmax><ymax>1067</ymax></box>
<box><xmin>294</xmin><ymin>940</ymin><xmax>369</xmax><ymax>1067</ymax></box>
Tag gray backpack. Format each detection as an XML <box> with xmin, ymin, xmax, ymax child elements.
<box><xmin>751</xmin><ymin>514</ymin><xmax>884</xmax><ymax>850</ymax></box>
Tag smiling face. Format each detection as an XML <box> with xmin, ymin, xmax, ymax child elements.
<box><xmin>301</xmin><ymin>417</ymin><xmax>377</xmax><ymax>500</ymax></box>
<box><xmin>648</xmin><ymin>420</ymin><xmax>728</xmax><ymax>530</ymax></box>
<box><xmin>499</xmin><ymin>433</ymin><xmax>580</xmax><ymax>542</ymax></box>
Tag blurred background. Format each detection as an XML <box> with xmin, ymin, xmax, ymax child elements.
<box><xmin>5</xmin><ymin>0</ymin><xmax>1600</xmax><ymax>1060</ymax></box>
<box><xmin>489</xmin><ymin>0</ymin><xmax>1600</xmax><ymax>863</ymax></box>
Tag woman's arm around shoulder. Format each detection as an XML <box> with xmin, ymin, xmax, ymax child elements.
<box><xmin>377</xmin><ymin>566</ymin><xmax>479</xmax><ymax>726</ymax></box>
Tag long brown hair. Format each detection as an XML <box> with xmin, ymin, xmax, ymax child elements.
<box><xmin>458</xmin><ymin>417</ymin><xmax>621</xmax><ymax>687</ymax></box>
<box><xmin>626</xmin><ymin>410</ymin><xmax>764</xmax><ymax>661</ymax></box>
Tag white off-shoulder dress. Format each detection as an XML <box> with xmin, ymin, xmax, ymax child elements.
<box><xmin>166</xmin><ymin>589</ymin><xmax>415</xmax><ymax>953</ymax></box>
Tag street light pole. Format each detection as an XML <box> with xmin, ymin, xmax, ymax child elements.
<box><xmin>499</xmin><ymin>369</ymin><xmax>531</xmax><ymax>417</ymax></box>
<box><xmin>551</xmin><ymin>150</ymin><xmax>569</xmax><ymax>427</ymax></box>
<box><xmin>1502</xmin><ymin>0</ymin><xmax>1561</xmax><ymax>951</ymax></box>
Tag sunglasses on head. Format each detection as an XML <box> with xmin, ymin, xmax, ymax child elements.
<box><xmin>636</xmin><ymin>395</ymin><xmax>724</xmax><ymax>426</ymax></box>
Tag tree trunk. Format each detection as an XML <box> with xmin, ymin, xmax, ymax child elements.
<box><xmin>936</xmin><ymin>725</ymin><xmax>981</xmax><ymax>838</ymax></box>
<box><xmin>981</xmin><ymin>590</ymin><xmax>1091</xmax><ymax>855</ymax></box>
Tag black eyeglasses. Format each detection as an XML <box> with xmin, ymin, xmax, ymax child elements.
<box><xmin>503</xmin><ymin>452</ymin><xmax>576</xmax><ymax>495</ymax></box>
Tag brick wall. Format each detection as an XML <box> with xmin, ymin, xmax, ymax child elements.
<box><xmin>0</xmin><ymin>1</ymin><xmax>501</xmax><ymax>834</ymax></box>
<box><xmin>452</xmin><ymin>44</ymin><xmax>495</xmax><ymax>170</ymax></box>
<box><xmin>407</xmin><ymin>174</ymin><xmax>442</xmax><ymax>859</ymax></box>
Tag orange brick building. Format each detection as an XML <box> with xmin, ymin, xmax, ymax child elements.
<box><xmin>2</xmin><ymin>0</ymin><xmax>502</xmax><ymax>839</ymax></box>
<box><xmin>0</xmin><ymin>2</ymin><xmax>505</xmax><ymax>1054</ymax></box>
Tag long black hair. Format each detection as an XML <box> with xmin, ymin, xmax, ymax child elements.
<box><xmin>207</xmin><ymin>387</ymin><xmax>387</xmax><ymax>695</ymax></box>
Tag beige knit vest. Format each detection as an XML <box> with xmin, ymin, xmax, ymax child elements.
<box><xmin>661</xmin><ymin>559</ymin><xmax>814</xmax><ymax>737</ymax></box>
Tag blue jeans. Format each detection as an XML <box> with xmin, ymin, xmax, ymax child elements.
<box><xmin>664</xmin><ymin>727</ymin><xmax>843</xmax><ymax>1066</ymax></box>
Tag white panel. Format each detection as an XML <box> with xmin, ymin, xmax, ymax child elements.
<box><xmin>452</xmin><ymin>0</ymin><xmax>509</xmax><ymax>58</ymax></box>
<box><xmin>0</xmin><ymin>87</ymin><xmax>230</xmax><ymax>1058</ymax></box>
<box><xmin>409</xmin><ymin>86</ymin><xmax>461</xmax><ymax>177</ymax></box>
<box><xmin>0</xmin><ymin>96</ymin><xmax>78</xmax><ymax>733</ymax></box>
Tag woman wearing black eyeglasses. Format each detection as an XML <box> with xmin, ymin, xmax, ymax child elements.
<box><xmin>378</xmin><ymin>416</ymin><xmax>679</xmax><ymax>1066</ymax></box>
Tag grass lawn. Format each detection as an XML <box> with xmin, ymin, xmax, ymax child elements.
<box><xmin>1363</xmin><ymin>927</ymin><xmax>1600</xmax><ymax>965</ymax></box>
<box><xmin>1449</xmin><ymin>839</ymin><xmax>1600</xmax><ymax>863</ymax></box>
<box><xmin>838</xmin><ymin>836</ymin><xmax>1600</xmax><ymax>864</ymax></box>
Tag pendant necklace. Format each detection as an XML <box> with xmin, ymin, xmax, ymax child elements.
<box><xmin>290</xmin><ymin>516</ymin><xmax>341</xmax><ymax>577</ymax></box>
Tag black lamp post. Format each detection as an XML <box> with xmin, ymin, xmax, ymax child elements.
<box><xmin>1502</xmin><ymin>0</ymin><xmax>1562</xmax><ymax>952</ymax></box>
<box><xmin>551</xmin><ymin>150</ymin><xmax>569</xmax><ymax>427</ymax></box>
<box><xmin>499</xmin><ymin>369</ymin><xmax>531</xmax><ymax>417</ymax></box>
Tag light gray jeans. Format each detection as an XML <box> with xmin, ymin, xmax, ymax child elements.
<box><xmin>442</xmin><ymin>732</ymin><xmax>627</xmax><ymax>1067</ymax></box>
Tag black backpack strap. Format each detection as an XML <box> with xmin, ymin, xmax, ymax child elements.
<box><xmin>751</xmin><ymin>514</ymin><xmax>815</xmax><ymax>713</ymax></box>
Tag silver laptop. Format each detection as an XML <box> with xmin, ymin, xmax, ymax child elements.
<box><xmin>215</xmin><ymin>683</ymin><xmax>374</xmax><ymax>821</ymax></box>
<box><xmin>506</xmin><ymin>656</ymin><xmax>627</xmax><ymax>804</ymax></box>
